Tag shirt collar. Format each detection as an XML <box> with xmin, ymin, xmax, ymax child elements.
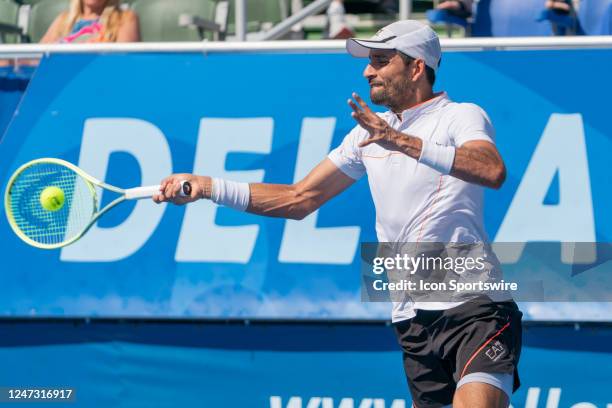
<box><xmin>396</xmin><ymin>92</ymin><xmax>450</xmax><ymax>123</ymax></box>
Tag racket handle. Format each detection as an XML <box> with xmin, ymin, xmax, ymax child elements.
<box><xmin>125</xmin><ymin>181</ymin><xmax>192</xmax><ymax>200</ymax></box>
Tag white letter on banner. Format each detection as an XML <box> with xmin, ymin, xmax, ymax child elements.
<box><xmin>269</xmin><ymin>396</ymin><xmax>302</xmax><ymax>408</ymax></box>
<box><xmin>61</xmin><ymin>118</ymin><xmax>171</xmax><ymax>261</ymax></box>
<box><xmin>278</xmin><ymin>118</ymin><xmax>360</xmax><ymax>264</ymax></box>
<box><xmin>524</xmin><ymin>387</ymin><xmax>541</xmax><ymax>408</ymax></box>
<box><xmin>545</xmin><ymin>388</ymin><xmax>562</xmax><ymax>408</ymax></box>
<box><xmin>494</xmin><ymin>114</ymin><xmax>596</xmax><ymax>263</ymax></box>
<box><xmin>337</xmin><ymin>399</ymin><xmax>356</xmax><ymax>408</ymax></box>
<box><xmin>175</xmin><ymin>118</ymin><xmax>272</xmax><ymax>262</ymax></box>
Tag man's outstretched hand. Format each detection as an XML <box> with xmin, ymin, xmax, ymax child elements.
<box><xmin>348</xmin><ymin>92</ymin><xmax>422</xmax><ymax>157</ymax></box>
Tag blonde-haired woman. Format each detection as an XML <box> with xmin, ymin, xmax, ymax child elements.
<box><xmin>40</xmin><ymin>0</ymin><xmax>139</xmax><ymax>43</ymax></box>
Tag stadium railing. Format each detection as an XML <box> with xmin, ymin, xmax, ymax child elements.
<box><xmin>1</xmin><ymin>35</ymin><xmax>612</xmax><ymax>57</ymax></box>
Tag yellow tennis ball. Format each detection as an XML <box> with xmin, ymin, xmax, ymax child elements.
<box><xmin>40</xmin><ymin>186</ymin><xmax>65</xmax><ymax>211</ymax></box>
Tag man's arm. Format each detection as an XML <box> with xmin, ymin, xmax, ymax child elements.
<box><xmin>360</xmin><ymin>134</ymin><xmax>505</xmax><ymax>189</ymax></box>
<box><xmin>152</xmin><ymin>158</ymin><xmax>356</xmax><ymax>219</ymax></box>
<box><xmin>247</xmin><ymin>159</ymin><xmax>356</xmax><ymax>219</ymax></box>
<box><xmin>348</xmin><ymin>93</ymin><xmax>506</xmax><ymax>189</ymax></box>
<box><xmin>449</xmin><ymin>140</ymin><xmax>506</xmax><ymax>189</ymax></box>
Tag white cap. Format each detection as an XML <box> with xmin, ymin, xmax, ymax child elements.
<box><xmin>346</xmin><ymin>20</ymin><xmax>442</xmax><ymax>73</ymax></box>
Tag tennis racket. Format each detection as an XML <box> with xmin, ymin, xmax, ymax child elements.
<box><xmin>4</xmin><ymin>158</ymin><xmax>190</xmax><ymax>249</ymax></box>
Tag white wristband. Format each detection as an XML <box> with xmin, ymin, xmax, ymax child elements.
<box><xmin>418</xmin><ymin>139</ymin><xmax>456</xmax><ymax>175</ymax></box>
<box><xmin>211</xmin><ymin>178</ymin><xmax>250</xmax><ymax>211</ymax></box>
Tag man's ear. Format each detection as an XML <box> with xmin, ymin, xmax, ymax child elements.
<box><xmin>412</xmin><ymin>59</ymin><xmax>427</xmax><ymax>82</ymax></box>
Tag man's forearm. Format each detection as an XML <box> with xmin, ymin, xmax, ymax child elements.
<box><xmin>389</xmin><ymin>129</ymin><xmax>505</xmax><ymax>189</ymax></box>
<box><xmin>197</xmin><ymin>176</ymin><xmax>312</xmax><ymax>220</ymax></box>
<box><xmin>199</xmin><ymin>176</ymin><xmax>318</xmax><ymax>220</ymax></box>
<box><xmin>450</xmin><ymin>146</ymin><xmax>506</xmax><ymax>189</ymax></box>
<box><xmin>247</xmin><ymin>183</ymin><xmax>318</xmax><ymax>220</ymax></box>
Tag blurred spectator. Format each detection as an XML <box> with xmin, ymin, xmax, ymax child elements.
<box><xmin>538</xmin><ymin>0</ymin><xmax>578</xmax><ymax>35</ymax></box>
<box><xmin>435</xmin><ymin>0</ymin><xmax>473</xmax><ymax>18</ymax></box>
<box><xmin>545</xmin><ymin>0</ymin><xmax>573</xmax><ymax>14</ymax></box>
<box><xmin>40</xmin><ymin>0</ymin><xmax>140</xmax><ymax>43</ymax></box>
<box><xmin>325</xmin><ymin>0</ymin><xmax>355</xmax><ymax>39</ymax></box>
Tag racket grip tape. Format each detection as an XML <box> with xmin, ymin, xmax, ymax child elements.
<box><xmin>125</xmin><ymin>180</ymin><xmax>192</xmax><ymax>200</ymax></box>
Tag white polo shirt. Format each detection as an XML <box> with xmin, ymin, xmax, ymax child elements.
<box><xmin>328</xmin><ymin>92</ymin><xmax>498</xmax><ymax>321</ymax></box>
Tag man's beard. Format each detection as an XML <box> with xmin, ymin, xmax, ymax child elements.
<box><xmin>369</xmin><ymin>78</ymin><xmax>413</xmax><ymax>112</ymax></box>
<box><xmin>370</xmin><ymin>86</ymin><xmax>389</xmax><ymax>106</ymax></box>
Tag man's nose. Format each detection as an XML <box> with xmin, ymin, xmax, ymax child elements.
<box><xmin>363</xmin><ymin>64</ymin><xmax>376</xmax><ymax>79</ymax></box>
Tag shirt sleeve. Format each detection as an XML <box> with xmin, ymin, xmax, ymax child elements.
<box><xmin>449</xmin><ymin>103</ymin><xmax>496</xmax><ymax>147</ymax></box>
<box><xmin>327</xmin><ymin>126</ymin><xmax>367</xmax><ymax>180</ymax></box>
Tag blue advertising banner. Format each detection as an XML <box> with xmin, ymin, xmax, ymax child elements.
<box><xmin>0</xmin><ymin>321</ymin><xmax>610</xmax><ymax>407</ymax></box>
<box><xmin>0</xmin><ymin>48</ymin><xmax>610</xmax><ymax>319</ymax></box>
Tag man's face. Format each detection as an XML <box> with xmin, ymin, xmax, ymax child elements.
<box><xmin>363</xmin><ymin>49</ymin><xmax>414</xmax><ymax>111</ymax></box>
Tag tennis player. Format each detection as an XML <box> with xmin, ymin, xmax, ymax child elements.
<box><xmin>153</xmin><ymin>20</ymin><xmax>522</xmax><ymax>408</ymax></box>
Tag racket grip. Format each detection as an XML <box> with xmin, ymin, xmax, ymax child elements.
<box><xmin>125</xmin><ymin>181</ymin><xmax>191</xmax><ymax>200</ymax></box>
<box><xmin>125</xmin><ymin>185</ymin><xmax>162</xmax><ymax>199</ymax></box>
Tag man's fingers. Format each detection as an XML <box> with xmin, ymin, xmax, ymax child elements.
<box><xmin>171</xmin><ymin>180</ymin><xmax>183</xmax><ymax>199</ymax></box>
<box><xmin>347</xmin><ymin>98</ymin><xmax>362</xmax><ymax>115</ymax></box>
<box><xmin>163</xmin><ymin>180</ymin><xmax>175</xmax><ymax>198</ymax></box>
<box><xmin>160</xmin><ymin>176</ymin><xmax>174</xmax><ymax>191</ymax></box>
<box><xmin>351</xmin><ymin>111</ymin><xmax>367</xmax><ymax>128</ymax></box>
<box><xmin>348</xmin><ymin>93</ymin><xmax>388</xmax><ymax>148</ymax></box>
<box><xmin>352</xmin><ymin>93</ymin><xmax>372</xmax><ymax>113</ymax></box>
<box><xmin>168</xmin><ymin>181</ymin><xmax>177</xmax><ymax>199</ymax></box>
<box><xmin>174</xmin><ymin>180</ymin><xmax>183</xmax><ymax>198</ymax></box>
<box><xmin>348</xmin><ymin>96</ymin><xmax>369</xmax><ymax>116</ymax></box>
<box><xmin>152</xmin><ymin>192</ymin><xmax>165</xmax><ymax>203</ymax></box>
<box><xmin>350</xmin><ymin>95</ymin><xmax>378</xmax><ymax>126</ymax></box>
<box><xmin>155</xmin><ymin>176</ymin><xmax>174</xmax><ymax>203</ymax></box>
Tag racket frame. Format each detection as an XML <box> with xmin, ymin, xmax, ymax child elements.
<box><xmin>4</xmin><ymin>158</ymin><xmax>159</xmax><ymax>249</ymax></box>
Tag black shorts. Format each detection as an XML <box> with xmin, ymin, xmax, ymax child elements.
<box><xmin>393</xmin><ymin>298</ymin><xmax>523</xmax><ymax>408</ymax></box>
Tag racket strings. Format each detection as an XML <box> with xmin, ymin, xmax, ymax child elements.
<box><xmin>8</xmin><ymin>162</ymin><xmax>95</xmax><ymax>246</ymax></box>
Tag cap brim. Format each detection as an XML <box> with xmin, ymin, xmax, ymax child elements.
<box><xmin>346</xmin><ymin>38</ymin><xmax>395</xmax><ymax>57</ymax></box>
